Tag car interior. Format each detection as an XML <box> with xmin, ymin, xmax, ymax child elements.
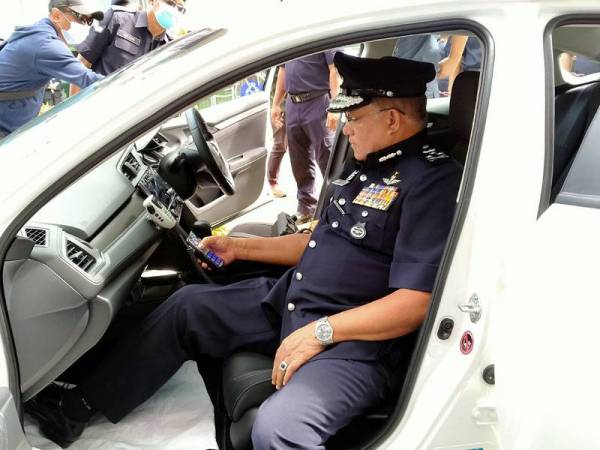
<box><xmin>2</xmin><ymin>28</ymin><xmax>480</xmax><ymax>450</ymax></box>
<box><xmin>3</xmin><ymin>20</ymin><xmax>599</xmax><ymax>449</ymax></box>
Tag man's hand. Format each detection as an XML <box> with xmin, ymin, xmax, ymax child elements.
<box><xmin>198</xmin><ymin>235</ymin><xmax>240</xmax><ymax>268</ymax></box>
<box><xmin>326</xmin><ymin>112</ymin><xmax>339</xmax><ymax>132</ymax></box>
<box><xmin>271</xmin><ymin>322</ymin><xmax>325</xmax><ymax>389</ymax></box>
<box><xmin>271</xmin><ymin>105</ymin><xmax>284</xmax><ymax>129</ymax></box>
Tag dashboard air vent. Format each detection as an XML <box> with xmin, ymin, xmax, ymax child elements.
<box><xmin>122</xmin><ymin>153</ymin><xmax>141</xmax><ymax>181</ymax></box>
<box><xmin>25</xmin><ymin>228</ymin><xmax>47</xmax><ymax>246</ymax></box>
<box><xmin>66</xmin><ymin>240</ymin><xmax>96</xmax><ymax>272</ymax></box>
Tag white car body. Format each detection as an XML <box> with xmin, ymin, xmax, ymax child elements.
<box><xmin>1</xmin><ymin>1</ymin><xmax>600</xmax><ymax>449</ymax></box>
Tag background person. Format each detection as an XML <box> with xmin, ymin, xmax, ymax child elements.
<box><xmin>0</xmin><ymin>0</ymin><xmax>103</xmax><ymax>138</ymax></box>
<box><xmin>69</xmin><ymin>0</ymin><xmax>185</xmax><ymax>95</ymax></box>
<box><xmin>27</xmin><ymin>54</ymin><xmax>462</xmax><ymax>450</ymax></box>
<box><xmin>267</xmin><ymin>66</ymin><xmax>288</xmax><ymax>198</ymax></box>
<box><xmin>271</xmin><ymin>51</ymin><xmax>340</xmax><ymax>223</ymax></box>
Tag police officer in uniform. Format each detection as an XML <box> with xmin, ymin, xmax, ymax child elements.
<box><xmin>28</xmin><ymin>53</ymin><xmax>462</xmax><ymax>449</ymax></box>
<box><xmin>73</xmin><ymin>0</ymin><xmax>185</xmax><ymax>79</ymax></box>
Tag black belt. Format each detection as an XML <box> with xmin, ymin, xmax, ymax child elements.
<box><xmin>289</xmin><ymin>90</ymin><xmax>328</xmax><ymax>104</ymax></box>
<box><xmin>0</xmin><ymin>89</ymin><xmax>39</xmax><ymax>101</ymax></box>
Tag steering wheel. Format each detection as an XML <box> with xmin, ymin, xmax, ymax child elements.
<box><xmin>185</xmin><ymin>108</ymin><xmax>235</xmax><ymax>195</ymax></box>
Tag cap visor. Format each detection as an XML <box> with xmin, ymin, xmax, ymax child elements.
<box><xmin>327</xmin><ymin>94</ymin><xmax>368</xmax><ymax>113</ymax></box>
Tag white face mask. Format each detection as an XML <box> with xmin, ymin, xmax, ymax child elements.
<box><xmin>58</xmin><ymin>10</ymin><xmax>90</xmax><ymax>45</ymax></box>
<box><xmin>63</xmin><ymin>21</ymin><xmax>90</xmax><ymax>45</ymax></box>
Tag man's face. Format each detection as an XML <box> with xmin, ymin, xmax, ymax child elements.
<box><xmin>342</xmin><ymin>103</ymin><xmax>395</xmax><ymax>161</ymax></box>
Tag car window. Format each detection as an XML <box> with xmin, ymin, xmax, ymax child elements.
<box><xmin>550</xmin><ymin>23</ymin><xmax>600</xmax><ymax>206</ymax></box>
<box><xmin>196</xmin><ymin>70</ymin><xmax>269</xmax><ymax>109</ymax></box>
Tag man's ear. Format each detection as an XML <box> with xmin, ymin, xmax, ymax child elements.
<box><xmin>388</xmin><ymin>109</ymin><xmax>404</xmax><ymax>133</ymax></box>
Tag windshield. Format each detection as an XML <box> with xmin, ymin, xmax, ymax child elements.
<box><xmin>1</xmin><ymin>28</ymin><xmax>224</xmax><ymax>145</ymax></box>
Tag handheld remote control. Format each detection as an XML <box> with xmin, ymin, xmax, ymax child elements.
<box><xmin>186</xmin><ymin>231</ymin><xmax>224</xmax><ymax>270</ymax></box>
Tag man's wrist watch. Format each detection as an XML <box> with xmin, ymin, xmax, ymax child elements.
<box><xmin>314</xmin><ymin>316</ymin><xmax>334</xmax><ymax>346</ymax></box>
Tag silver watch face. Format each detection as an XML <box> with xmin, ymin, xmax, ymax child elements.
<box><xmin>316</xmin><ymin>322</ymin><xmax>333</xmax><ymax>342</ymax></box>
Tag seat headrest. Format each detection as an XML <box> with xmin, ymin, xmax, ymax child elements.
<box><xmin>449</xmin><ymin>71</ymin><xmax>480</xmax><ymax>143</ymax></box>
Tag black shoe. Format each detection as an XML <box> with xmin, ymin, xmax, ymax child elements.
<box><xmin>26</xmin><ymin>384</ymin><xmax>87</xmax><ymax>448</ymax></box>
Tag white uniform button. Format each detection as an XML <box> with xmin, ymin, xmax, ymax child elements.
<box><xmin>296</xmin><ymin>272</ymin><xmax>303</xmax><ymax>281</ymax></box>
<box><xmin>360</xmin><ymin>174</ymin><xmax>367</xmax><ymax>182</ymax></box>
<box><xmin>361</xmin><ymin>210</ymin><xmax>369</xmax><ymax>217</ymax></box>
<box><xmin>287</xmin><ymin>302</ymin><xmax>296</xmax><ymax>312</ymax></box>
<box><xmin>332</xmin><ymin>221</ymin><xmax>339</xmax><ymax>228</ymax></box>
<box><xmin>309</xmin><ymin>240</ymin><xmax>316</xmax><ymax>248</ymax></box>
<box><xmin>338</xmin><ymin>198</ymin><xmax>346</xmax><ymax>206</ymax></box>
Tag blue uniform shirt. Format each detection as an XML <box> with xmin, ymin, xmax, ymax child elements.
<box><xmin>0</xmin><ymin>18</ymin><xmax>102</xmax><ymax>135</ymax></box>
<box><xmin>77</xmin><ymin>9</ymin><xmax>169</xmax><ymax>76</ymax></box>
<box><xmin>262</xmin><ymin>130</ymin><xmax>462</xmax><ymax>365</ymax></box>
<box><xmin>284</xmin><ymin>51</ymin><xmax>336</xmax><ymax>126</ymax></box>
<box><xmin>393</xmin><ymin>35</ymin><xmax>442</xmax><ymax>98</ymax></box>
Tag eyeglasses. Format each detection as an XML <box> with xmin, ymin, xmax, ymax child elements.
<box><xmin>63</xmin><ymin>8</ymin><xmax>94</xmax><ymax>26</ymax></box>
<box><xmin>344</xmin><ymin>107</ymin><xmax>405</xmax><ymax>125</ymax></box>
<box><xmin>163</xmin><ymin>0</ymin><xmax>186</xmax><ymax>13</ymax></box>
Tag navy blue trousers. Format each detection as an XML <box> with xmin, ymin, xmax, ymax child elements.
<box><xmin>80</xmin><ymin>278</ymin><xmax>390</xmax><ymax>449</ymax></box>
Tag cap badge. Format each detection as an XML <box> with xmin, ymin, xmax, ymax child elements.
<box><xmin>350</xmin><ymin>222</ymin><xmax>367</xmax><ymax>240</ymax></box>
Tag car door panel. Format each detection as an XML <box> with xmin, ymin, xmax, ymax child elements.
<box><xmin>186</xmin><ymin>93</ymin><xmax>269</xmax><ymax>225</ymax></box>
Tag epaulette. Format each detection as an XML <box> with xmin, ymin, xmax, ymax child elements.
<box><xmin>420</xmin><ymin>144</ymin><xmax>450</xmax><ymax>165</ymax></box>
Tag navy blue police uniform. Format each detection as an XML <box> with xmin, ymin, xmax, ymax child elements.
<box><xmin>50</xmin><ymin>54</ymin><xmax>462</xmax><ymax>449</ymax></box>
<box><xmin>77</xmin><ymin>9</ymin><xmax>169</xmax><ymax>76</ymax></box>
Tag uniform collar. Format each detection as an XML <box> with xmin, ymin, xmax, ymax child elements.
<box><xmin>357</xmin><ymin>129</ymin><xmax>428</xmax><ymax>169</ymax></box>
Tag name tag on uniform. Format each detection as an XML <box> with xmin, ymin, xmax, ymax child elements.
<box><xmin>352</xmin><ymin>183</ymin><xmax>399</xmax><ymax>211</ymax></box>
<box><xmin>116</xmin><ymin>29</ymin><xmax>141</xmax><ymax>46</ymax></box>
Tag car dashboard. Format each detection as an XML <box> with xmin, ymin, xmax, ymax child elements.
<box><xmin>5</xmin><ymin>131</ymin><xmax>186</xmax><ymax>400</ymax></box>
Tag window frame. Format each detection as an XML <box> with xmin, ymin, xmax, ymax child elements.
<box><xmin>539</xmin><ymin>15</ymin><xmax>600</xmax><ymax>216</ymax></box>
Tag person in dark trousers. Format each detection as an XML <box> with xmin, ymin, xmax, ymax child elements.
<box><xmin>27</xmin><ymin>54</ymin><xmax>462</xmax><ymax>450</ymax></box>
<box><xmin>0</xmin><ymin>0</ymin><xmax>104</xmax><ymax>138</ymax></box>
<box><xmin>271</xmin><ymin>51</ymin><xmax>340</xmax><ymax>223</ymax></box>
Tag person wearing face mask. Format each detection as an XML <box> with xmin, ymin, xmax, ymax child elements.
<box><xmin>0</xmin><ymin>0</ymin><xmax>104</xmax><ymax>138</ymax></box>
<box><xmin>72</xmin><ymin>0</ymin><xmax>185</xmax><ymax>84</ymax></box>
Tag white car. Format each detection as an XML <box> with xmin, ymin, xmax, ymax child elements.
<box><xmin>1</xmin><ymin>1</ymin><xmax>600</xmax><ymax>449</ymax></box>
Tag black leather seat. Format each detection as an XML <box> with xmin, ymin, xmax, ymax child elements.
<box><xmin>218</xmin><ymin>71</ymin><xmax>483</xmax><ymax>450</ymax></box>
<box><xmin>552</xmin><ymin>81</ymin><xmax>600</xmax><ymax>199</ymax></box>
<box><xmin>448</xmin><ymin>71</ymin><xmax>480</xmax><ymax>165</ymax></box>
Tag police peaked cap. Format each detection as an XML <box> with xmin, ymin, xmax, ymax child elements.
<box><xmin>328</xmin><ymin>53</ymin><xmax>436</xmax><ymax>113</ymax></box>
<box><xmin>49</xmin><ymin>0</ymin><xmax>104</xmax><ymax>21</ymax></box>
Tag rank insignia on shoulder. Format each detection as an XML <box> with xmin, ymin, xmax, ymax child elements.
<box><xmin>352</xmin><ymin>183</ymin><xmax>399</xmax><ymax>211</ymax></box>
<box><xmin>383</xmin><ymin>171</ymin><xmax>402</xmax><ymax>185</ymax></box>
<box><xmin>421</xmin><ymin>147</ymin><xmax>450</xmax><ymax>164</ymax></box>
<box><xmin>346</xmin><ymin>170</ymin><xmax>359</xmax><ymax>182</ymax></box>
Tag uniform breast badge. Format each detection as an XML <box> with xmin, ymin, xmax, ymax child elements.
<box><xmin>352</xmin><ymin>183</ymin><xmax>399</xmax><ymax>211</ymax></box>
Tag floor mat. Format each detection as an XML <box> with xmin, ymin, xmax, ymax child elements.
<box><xmin>25</xmin><ymin>362</ymin><xmax>218</xmax><ymax>450</ymax></box>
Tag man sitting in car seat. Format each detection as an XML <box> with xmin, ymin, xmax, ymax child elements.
<box><xmin>27</xmin><ymin>53</ymin><xmax>462</xmax><ymax>449</ymax></box>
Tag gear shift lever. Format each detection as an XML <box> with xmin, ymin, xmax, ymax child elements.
<box><xmin>191</xmin><ymin>220</ymin><xmax>213</xmax><ymax>239</ymax></box>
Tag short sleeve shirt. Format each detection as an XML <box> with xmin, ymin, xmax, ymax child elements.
<box><xmin>77</xmin><ymin>9</ymin><xmax>168</xmax><ymax>76</ymax></box>
<box><xmin>284</xmin><ymin>50</ymin><xmax>336</xmax><ymax>94</ymax></box>
<box><xmin>262</xmin><ymin>131</ymin><xmax>462</xmax><ymax>364</ymax></box>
